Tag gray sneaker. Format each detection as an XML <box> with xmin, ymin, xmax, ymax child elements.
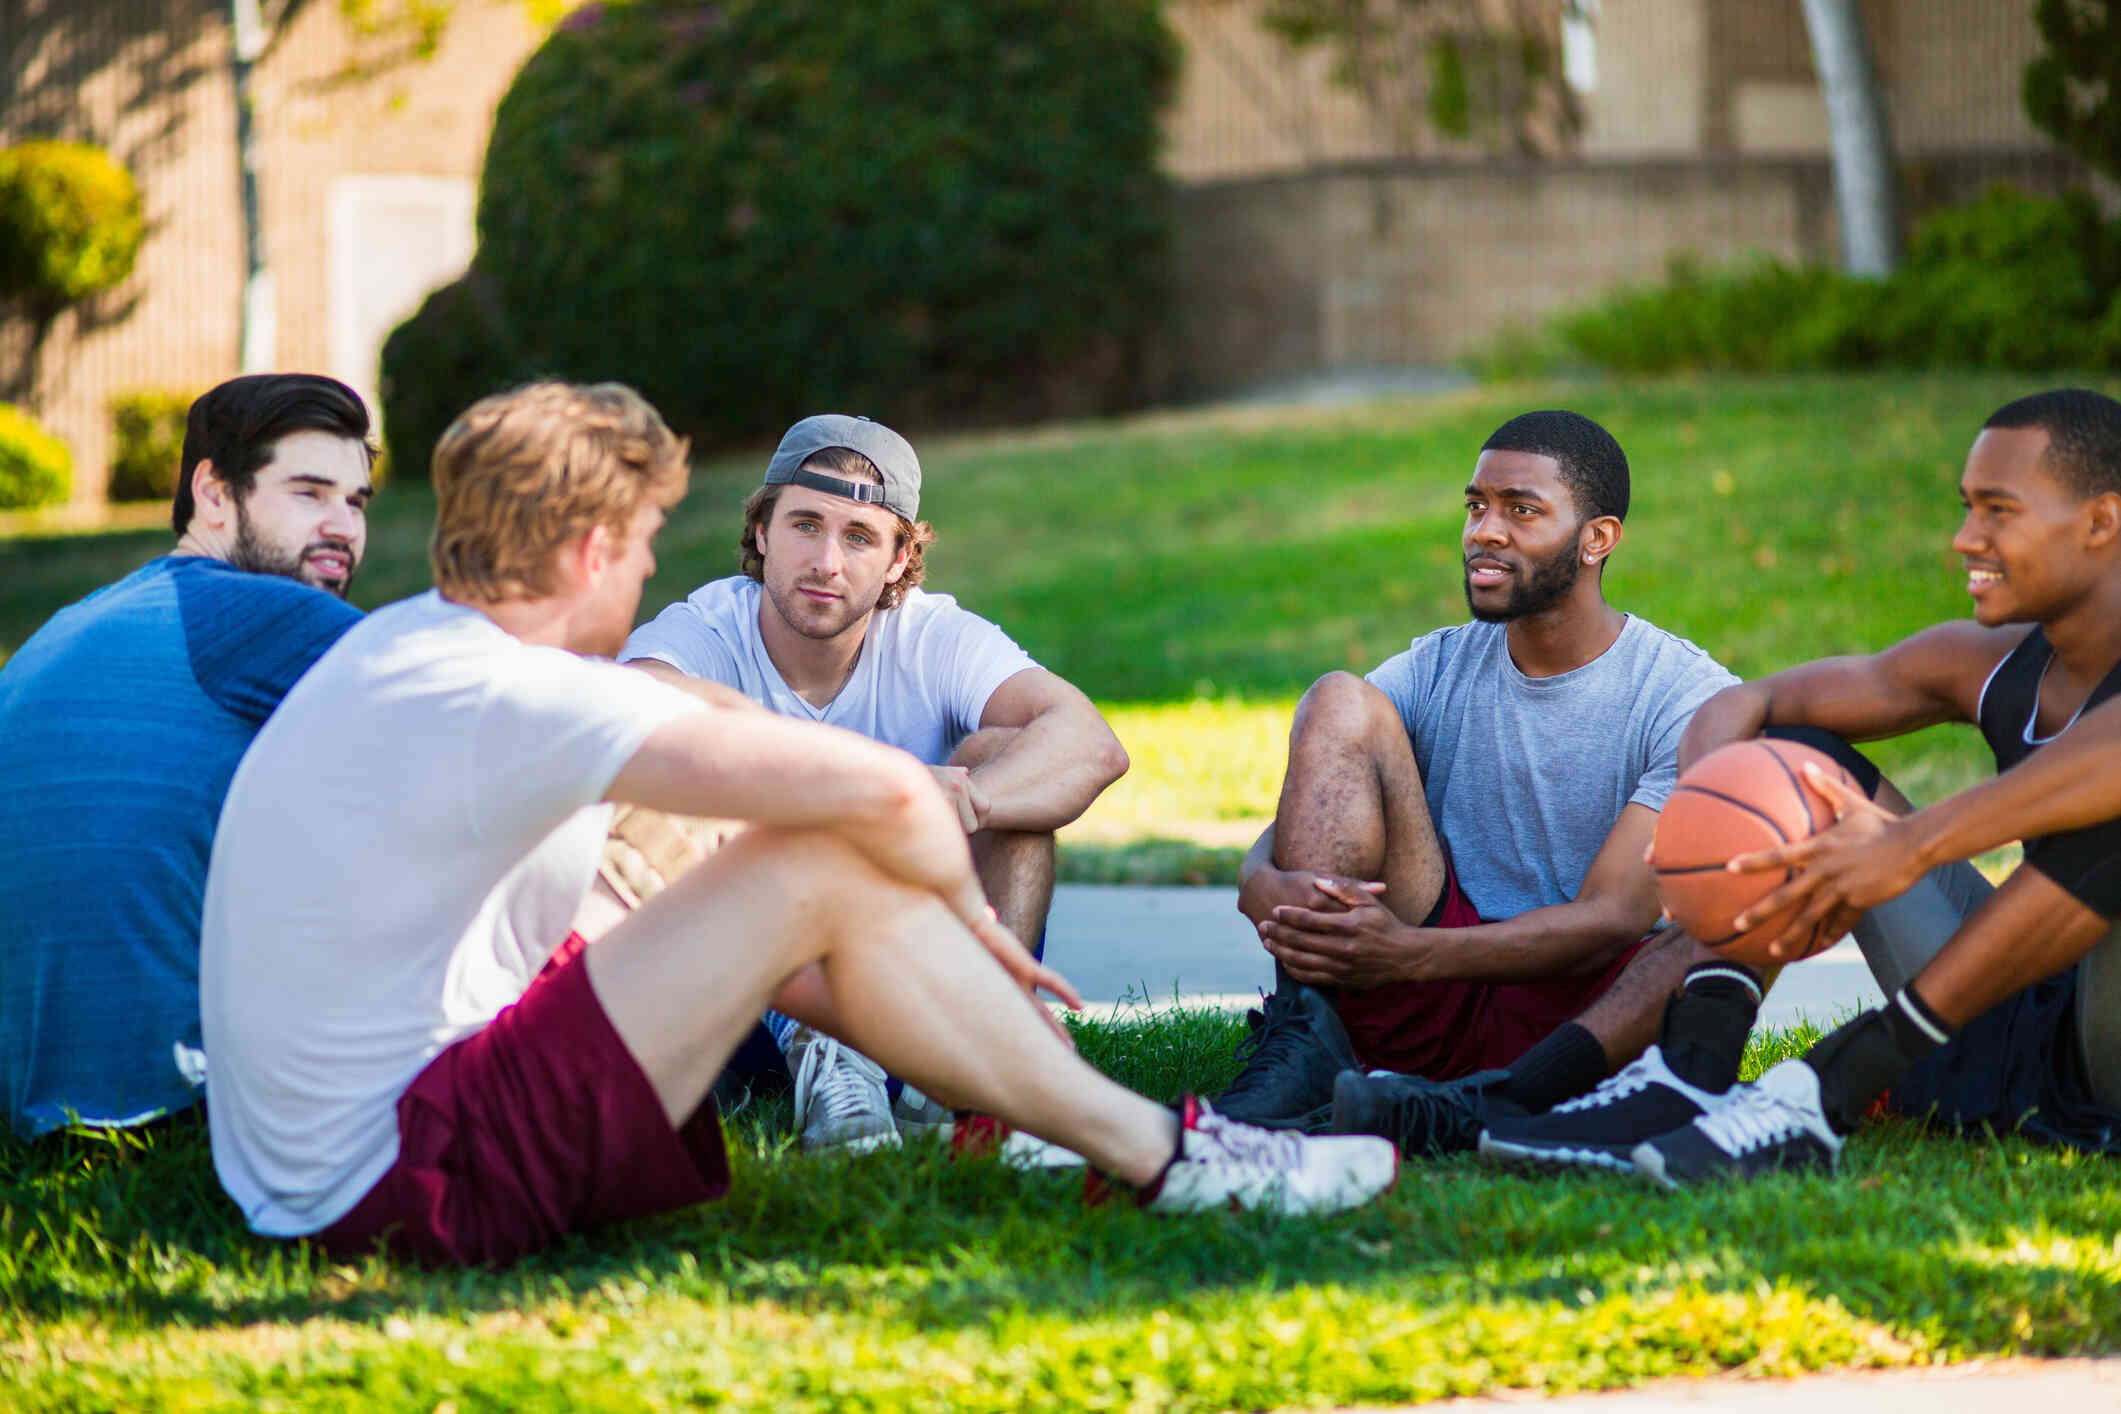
<box><xmin>785</xmin><ymin>1026</ymin><xmax>900</xmax><ymax>1154</ymax></box>
<box><xmin>892</xmin><ymin>1082</ymin><xmax>955</xmax><ymax>1139</ymax></box>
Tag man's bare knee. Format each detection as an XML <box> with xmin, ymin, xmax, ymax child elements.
<box><xmin>1291</xmin><ymin>671</ymin><xmax>1400</xmax><ymax>749</ymax></box>
<box><xmin>686</xmin><ymin>824</ymin><xmax>934</xmax><ymax>945</ymax></box>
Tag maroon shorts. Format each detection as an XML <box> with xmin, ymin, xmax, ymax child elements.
<box><xmin>1333</xmin><ymin>858</ymin><xmax>1646</xmax><ymax>1078</ymax></box>
<box><xmin>316</xmin><ymin>932</ymin><xmax>729</xmax><ymax>1268</ymax></box>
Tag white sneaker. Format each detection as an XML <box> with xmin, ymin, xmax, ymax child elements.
<box><xmin>1141</xmin><ymin>1096</ymin><xmax>1397</xmax><ymax>1215</ymax></box>
<box><xmin>1000</xmin><ymin>1130</ymin><xmax>1087</xmax><ymax>1170</ymax></box>
<box><xmin>785</xmin><ymin>1026</ymin><xmax>900</xmax><ymax>1154</ymax></box>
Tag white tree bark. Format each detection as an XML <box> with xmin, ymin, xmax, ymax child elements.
<box><xmin>230</xmin><ymin>0</ymin><xmax>276</xmax><ymax>370</ymax></box>
<box><xmin>1800</xmin><ymin>0</ymin><xmax>1899</xmax><ymax>277</ymax></box>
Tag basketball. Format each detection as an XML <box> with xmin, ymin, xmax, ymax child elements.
<box><xmin>1650</xmin><ymin>738</ymin><xmax>1860</xmax><ymax>967</ymax></box>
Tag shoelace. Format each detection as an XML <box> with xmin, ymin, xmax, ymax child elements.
<box><xmin>1693</xmin><ymin>1082</ymin><xmax>1805</xmax><ymax>1155</ymax></box>
<box><xmin>792</xmin><ymin>1035</ymin><xmax>886</xmax><ymax>1128</ymax></box>
<box><xmin>1552</xmin><ymin>1052</ymin><xmax>1662</xmax><ymax>1113</ymax></box>
<box><xmin>1191</xmin><ymin>1107</ymin><xmax>1306</xmax><ymax>1171</ymax></box>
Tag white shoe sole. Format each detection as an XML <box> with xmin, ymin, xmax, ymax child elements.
<box><xmin>1477</xmin><ymin>1131</ymin><xmax>1636</xmax><ymax>1173</ymax></box>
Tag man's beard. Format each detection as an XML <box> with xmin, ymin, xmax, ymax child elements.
<box><xmin>229</xmin><ymin>502</ymin><xmax>356</xmax><ymax>600</ymax></box>
<box><xmin>1464</xmin><ymin>542</ymin><xmax>1581</xmax><ymax>622</ymax></box>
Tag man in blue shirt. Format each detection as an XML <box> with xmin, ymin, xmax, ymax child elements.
<box><xmin>0</xmin><ymin>373</ymin><xmax>375</xmax><ymax>1137</ymax></box>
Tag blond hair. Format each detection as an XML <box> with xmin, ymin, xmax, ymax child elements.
<box><xmin>429</xmin><ymin>382</ymin><xmax>690</xmax><ymax>601</ymax></box>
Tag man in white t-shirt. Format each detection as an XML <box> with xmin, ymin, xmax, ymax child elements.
<box><xmin>622</xmin><ymin>414</ymin><xmax>1129</xmax><ymax>1152</ymax></box>
<box><xmin>199</xmin><ymin>381</ymin><xmax>1394</xmax><ymax>1268</ymax></box>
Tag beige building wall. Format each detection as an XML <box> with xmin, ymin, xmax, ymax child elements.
<box><xmin>0</xmin><ymin>0</ymin><xmax>538</xmax><ymax>503</ymax></box>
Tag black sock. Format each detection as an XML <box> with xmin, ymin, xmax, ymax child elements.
<box><xmin>1659</xmin><ymin>962</ymin><xmax>1764</xmax><ymax>1094</ymax></box>
<box><xmin>1804</xmin><ymin>984</ymin><xmax>1954</xmax><ymax>1133</ymax></box>
<box><xmin>1500</xmin><ymin>1022</ymin><xmax>1607</xmax><ymax>1111</ymax></box>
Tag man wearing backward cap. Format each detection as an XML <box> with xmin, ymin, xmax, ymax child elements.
<box><xmin>619</xmin><ymin>414</ymin><xmax>1130</xmax><ymax>1153</ymax></box>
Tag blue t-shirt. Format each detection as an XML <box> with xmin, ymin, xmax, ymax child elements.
<box><xmin>0</xmin><ymin>556</ymin><xmax>361</xmax><ymax>1137</ymax></box>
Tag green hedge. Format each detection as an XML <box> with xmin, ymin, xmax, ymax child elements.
<box><xmin>106</xmin><ymin>390</ymin><xmax>193</xmax><ymax>503</ymax></box>
<box><xmin>408</xmin><ymin>0</ymin><xmax>1176</xmax><ymax>450</ymax></box>
<box><xmin>0</xmin><ymin>141</ymin><xmax>142</xmax><ymax>315</ymax></box>
<box><xmin>376</xmin><ymin>269</ymin><xmax>535</xmax><ymax>482</ymax></box>
<box><xmin>1472</xmin><ymin>188</ymin><xmax>2121</xmax><ymax>378</ymax></box>
<box><xmin>0</xmin><ymin>402</ymin><xmax>71</xmax><ymax>510</ymax></box>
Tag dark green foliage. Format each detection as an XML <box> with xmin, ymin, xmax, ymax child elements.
<box><xmin>105</xmin><ymin>390</ymin><xmax>194</xmax><ymax>504</ymax></box>
<box><xmin>376</xmin><ymin>268</ymin><xmax>537</xmax><ymax>482</ymax></box>
<box><xmin>0</xmin><ymin>141</ymin><xmax>143</xmax><ymax>316</ymax></box>
<box><xmin>0</xmin><ymin>402</ymin><xmax>70</xmax><ymax>510</ymax></box>
<box><xmin>2025</xmin><ymin>0</ymin><xmax>2121</xmax><ymax>185</ymax></box>
<box><xmin>467</xmin><ymin>0</ymin><xmax>1177</xmax><ymax>447</ymax></box>
<box><xmin>1501</xmin><ymin>188</ymin><xmax>2121</xmax><ymax>376</ymax></box>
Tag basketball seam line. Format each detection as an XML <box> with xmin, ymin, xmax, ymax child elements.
<box><xmin>1759</xmin><ymin>742</ymin><xmax>1818</xmax><ymax>836</ymax></box>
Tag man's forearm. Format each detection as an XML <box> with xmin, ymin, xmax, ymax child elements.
<box><xmin>1411</xmin><ymin>899</ymin><xmax>1655</xmax><ymax>984</ymax></box>
<box><xmin>1903</xmin><ymin>697</ymin><xmax>2121</xmax><ymax>868</ymax></box>
<box><xmin>968</xmin><ymin>708</ymin><xmax>1128</xmax><ymax>832</ymax></box>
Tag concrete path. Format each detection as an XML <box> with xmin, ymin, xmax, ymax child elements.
<box><xmin>1402</xmin><ymin>1358</ymin><xmax>2121</xmax><ymax>1413</ymax></box>
<box><xmin>1045</xmin><ymin>884</ymin><xmax>1883</xmax><ymax>1030</ymax></box>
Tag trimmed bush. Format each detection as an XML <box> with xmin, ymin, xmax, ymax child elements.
<box><xmin>106</xmin><ymin>390</ymin><xmax>194</xmax><ymax>503</ymax></box>
<box><xmin>0</xmin><ymin>402</ymin><xmax>71</xmax><ymax>510</ymax></box>
<box><xmin>377</xmin><ymin>268</ymin><xmax>536</xmax><ymax>482</ymax></box>
<box><xmin>467</xmin><ymin>0</ymin><xmax>1178</xmax><ymax>446</ymax></box>
<box><xmin>1482</xmin><ymin>188</ymin><xmax>2121</xmax><ymax>378</ymax></box>
<box><xmin>0</xmin><ymin>141</ymin><xmax>143</xmax><ymax>315</ymax></box>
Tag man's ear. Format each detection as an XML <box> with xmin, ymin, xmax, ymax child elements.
<box><xmin>188</xmin><ymin>459</ymin><xmax>236</xmax><ymax>532</ymax></box>
<box><xmin>883</xmin><ymin>538</ymin><xmax>912</xmax><ymax>585</ymax></box>
<box><xmin>562</xmin><ymin>522</ymin><xmax>611</xmax><ymax>592</ymax></box>
<box><xmin>1581</xmin><ymin>514</ymin><xmax>1623</xmax><ymax>567</ymax></box>
<box><xmin>2085</xmin><ymin>491</ymin><xmax>2121</xmax><ymax>552</ymax></box>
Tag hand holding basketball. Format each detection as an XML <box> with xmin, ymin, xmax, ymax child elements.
<box><xmin>1650</xmin><ymin>739</ymin><xmax>1862</xmax><ymax>968</ymax></box>
<box><xmin>1727</xmin><ymin>763</ymin><xmax>1918</xmax><ymax>957</ymax></box>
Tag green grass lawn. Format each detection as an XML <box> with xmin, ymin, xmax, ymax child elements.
<box><xmin>5</xmin><ymin>372</ymin><xmax>2116</xmax><ymax>1405</ymax></box>
<box><xmin>5</xmin><ymin>1010</ymin><xmax>2117</xmax><ymax>1412</ymax></box>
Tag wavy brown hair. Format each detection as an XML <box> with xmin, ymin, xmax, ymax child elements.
<box><xmin>431</xmin><ymin>381</ymin><xmax>689</xmax><ymax>602</ymax></box>
<box><xmin>739</xmin><ymin>446</ymin><xmax>934</xmax><ymax>610</ymax></box>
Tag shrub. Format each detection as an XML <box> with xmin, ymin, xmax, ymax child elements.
<box><xmin>2024</xmin><ymin>0</ymin><xmax>2121</xmax><ymax>185</ymax></box>
<box><xmin>106</xmin><ymin>390</ymin><xmax>194</xmax><ymax>503</ymax></box>
<box><xmin>377</xmin><ymin>267</ymin><xmax>538</xmax><ymax>482</ymax></box>
<box><xmin>0</xmin><ymin>402</ymin><xmax>71</xmax><ymax>510</ymax></box>
<box><xmin>0</xmin><ymin>141</ymin><xmax>143</xmax><ymax>316</ymax></box>
<box><xmin>1481</xmin><ymin>187</ymin><xmax>2121</xmax><ymax>378</ymax></box>
<box><xmin>471</xmin><ymin>0</ymin><xmax>1178</xmax><ymax>446</ymax></box>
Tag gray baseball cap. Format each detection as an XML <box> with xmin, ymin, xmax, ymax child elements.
<box><xmin>763</xmin><ymin>414</ymin><xmax>921</xmax><ymax>521</ymax></box>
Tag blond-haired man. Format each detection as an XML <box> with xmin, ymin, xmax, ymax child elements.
<box><xmin>198</xmin><ymin>383</ymin><xmax>1395</xmax><ymax>1266</ymax></box>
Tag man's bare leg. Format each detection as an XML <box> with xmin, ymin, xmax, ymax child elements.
<box><xmin>949</xmin><ymin>729</ymin><xmax>1058</xmax><ymax>953</ymax></box>
<box><xmin>584</xmin><ymin>824</ymin><xmax>1179</xmax><ymax>1183</ymax></box>
<box><xmin>1268</xmin><ymin>672</ymin><xmax>1446</xmax><ymax>927</ymax></box>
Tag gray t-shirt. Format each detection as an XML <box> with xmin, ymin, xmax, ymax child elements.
<box><xmin>1366</xmin><ymin>615</ymin><xmax>1738</xmax><ymax>922</ymax></box>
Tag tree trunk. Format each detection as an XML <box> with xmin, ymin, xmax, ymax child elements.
<box><xmin>230</xmin><ymin>0</ymin><xmax>276</xmax><ymax>370</ymax></box>
<box><xmin>1799</xmin><ymin>0</ymin><xmax>1899</xmax><ymax>277</ymax></box>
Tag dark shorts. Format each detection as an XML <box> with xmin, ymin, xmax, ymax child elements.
<box><xmin>316</xmin><ymin>932</ymin><xmax>730</xmax><ymax>1267</ymax></box>
<box><xmin>1331</xmin><ymin>856</ymin><xmax>1646</xmax><ymax>1078</ymax></box>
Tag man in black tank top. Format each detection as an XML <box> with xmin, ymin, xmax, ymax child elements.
<box><xmin>1620</xmin><ymin>389</ymin><xmax>2121</xmax><ymax>1183</ymax></box>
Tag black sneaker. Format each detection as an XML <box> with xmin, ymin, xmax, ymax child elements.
<box><xmin>1328</xmin><ymin>1067</ymin><xmax>1523</xmax><ymax>1157</ymax></box>
<box><xmin>1210</xmin><ymin>984</ymin><xmax>1361</xmax><ymax>1129</ymax></box>
<box><xmin>1630</xmin><ymin>1058</ymin><xmax>1845</xmax><ymax>1188</ymax></box>
<box><xmin>1477</xmin><ymin>1044</ymin><xmax>1720</xmax><ymax>1173</ymax></box>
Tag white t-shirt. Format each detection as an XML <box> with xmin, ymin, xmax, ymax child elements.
<box><xmin>200</xmin><ymin>591</ymin><xmax>703</xmax><ymax>1236</ymax></box>
<box><xmin>623</xmin><ymin>577</ymin><xmax>1037</xmax><ymax>764</ymax></box>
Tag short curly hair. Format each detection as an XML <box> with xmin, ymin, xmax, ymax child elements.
<box><xmin>739</xmin><ymin>446</ymin><xmax>935</xmax><ymax>610</ymax></box>
<box><xmin>1480</xmin><ymin>409</ymin><xmax>1630</xmax><ymax>523</ymax></box>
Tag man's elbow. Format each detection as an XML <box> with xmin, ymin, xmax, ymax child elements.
<box><xmin>1093</xmin><ymin>735</ymin><xmax>1130</xmax><ymax>790</ymax></box>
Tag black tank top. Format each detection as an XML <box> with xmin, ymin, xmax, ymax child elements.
<box><xmin>1977</xmin><ymin>627</ymin><xmax>2121</xmax><ymax>777</ymax></box>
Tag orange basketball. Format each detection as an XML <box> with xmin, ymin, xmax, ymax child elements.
<box><xmin>1650</xmin><ymin>738</ymin><xmax>1859</xmax><ymax>968</ymax></box>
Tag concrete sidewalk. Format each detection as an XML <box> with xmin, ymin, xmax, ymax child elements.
<box><xmin>1045</xmin><ymin>884</ymin><xmax>1883</xmax><ymax>1030</ymax></box>
<box><xmin>1407</xmin><ymin>1358</ymin><xmax>2121</xmax><ymax>1413</ymax></box>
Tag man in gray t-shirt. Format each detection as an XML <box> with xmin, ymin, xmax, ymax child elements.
<box><xmin>1212</xmin><ymin>410</ymin><xmax>1751</xmax><ymax>1156</ymax></box>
